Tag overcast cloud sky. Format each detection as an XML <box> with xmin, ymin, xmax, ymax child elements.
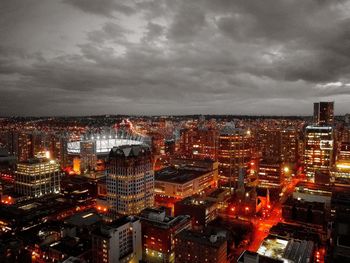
<box><xmin>1</xmin><ymin>0</ymin><xmax>350</xmax><ymax>116</ymax></box>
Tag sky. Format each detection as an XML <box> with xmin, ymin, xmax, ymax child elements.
<box><xmin>1</xmin><ymin>0</ymin><xmax>350</xmax><ymax>116</ymax></box>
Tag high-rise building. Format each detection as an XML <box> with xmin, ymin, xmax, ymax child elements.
<box><xmin>107</xmin><ymin>144</ymin><xmax>154</xmax><ymax>215</ymax></box>
<box><xmin>218</xmin><ymin>123</ymin><xmax>253</xmax><ymax>184</ymax></box>
<box><xmin>280</xmin><ymin>127</ymin><xmax>299</xmax><ymax>164</ymax></box>
<box><xmin>256</xmin><ymin>127</ymin><xmax>299</xmax><ymax>164</ymax></box>
<box><xmin>80</xmin><ymin>140</ymin><xmax>97</xmax><ymax>172</ymax></box>
<box><xmin>92</xmin><ymin>216</ymin><xmax>142</xmax><ymax>263</ymax></box>
<box><xmin>314</xmin><ymin>101</ymin><xmax>334</xmax><ymax>126</ymax></box>
<box><xmin>17</xmin><ymin>132</ymin><xmax>34</xmax><ymax>161</ymax></box>
<box><xmin>15</xmin><ymin>158</ymin><xmax>61</xmax><ymax>197</ymax></box>
<box><xmin>179</xmin><ymin>127</ymin><xmax>218</xmax><ymax>160</ymax></box>
<box><xmin>304</xmin><ymin>126</ymin><xmax>334</xmax><ymax>182</ymax></box>
<box><xmin>257</xmin><ymin>128</ymin><xmax>281</xmax><ymax>162</ymax></box>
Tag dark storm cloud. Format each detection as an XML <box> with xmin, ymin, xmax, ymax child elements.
<box><xmin>63</xmin><ymin>0</ymin><xmax>136</xmax><ymax>16</ymax></box>
<box><xmin>1</xmin><ymin>0</ymin><xmax>350</xmax><ymax>116</ymax></box>
<box><xmin>167</xmin><ymin>2</ymin><xmax>207</xmax><ymax>42</ymax></box>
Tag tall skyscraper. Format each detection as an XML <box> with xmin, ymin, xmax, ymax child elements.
<box><xmin>107</xmin><ymin>144</ymin><xmax>154</xmax><ymax>215</ymax></box>
<box><xmin>314</xmin><ymin>101</ymin><xmax>334</xmax><ymax>126</ymax></box>
<box><xmin>15</xmin><ymin>158</ymin><xmax>61</xmax><ymax>197</ymax></box>
<box><xmin>304</xmin><ymin>126</ymin><xmax>334</xmax><ymax>182</ymax></box>
<box><xmin>218</xmin><ymin>123</ymin><xmax>253</xmax><ymax>184</ymax></box>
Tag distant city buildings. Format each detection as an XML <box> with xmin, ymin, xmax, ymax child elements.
<box><xmin>1</xmin><ymin>101</ymin><xmax>350</xmax><ymax>263</ymax></box>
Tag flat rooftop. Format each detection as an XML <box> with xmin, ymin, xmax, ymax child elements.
<box><xmin>18</xmin><ymin>157</ymin><xmax>52</xmax><ymax>165</ymax></box>
<box><xmin>177</xmin><ymin>230</ymin><xmax>226</xmax><ymax>248</ymax></box>
<box><xmin>257</xmin><ymin>235</ymin><xmax>314</xmax><ymax>263</ymax></box>
<box><xmin>295</xmin><ymin>182</ymin><xmax>332</xmax><ymax>195</ymax></box>
<box><xmin>155</xmin><ymin>166</ymin><xmax>207</xmax><ymax>184</ymax></box>
<box><xmin>177</xmin><ymin>196</ymin><xmax>216</xmax><ymax>208</ymax></box>
<box><xmin>64</xmin><ymin>211</ymin><xmax>101</xmax><ymax>226</ymax></box>
<box><xmin>284</xmin><ymin>196</ymin><xmax>325</xmax><ymax>210</ymax></box>
<box><xmin>94</xmin><ymin>216</ymin><xmax>139</xmax><ymax>238</ymax></box>
<box><xmin>140</xmin><ymin>207</ymin><xmax>190</xmax><ymax>229</ymax></box>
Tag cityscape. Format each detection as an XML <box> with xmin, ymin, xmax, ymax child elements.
<box><xmin>1</xmin><ymin>1</ymin><xmax>350</xmax><ymax>263</ymax></box>
<box><xmin>0</xmin><ymin>102</ymin><xmax>349</xmax><ymax>263</ymax></box>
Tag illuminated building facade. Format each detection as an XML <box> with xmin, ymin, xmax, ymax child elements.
<box><xmin>92</xmin><ymin>216</ymin><xmax>142</xmax><ymax>263</ymax></box>
<box><xmin>331</xmin><ymin>142</ymin><xmax>350</xmax><ymax>186</ymax></box>
<box><xmin>314</xmin><ymin>101</ymin><xmax>334</xmax><ymax>126</ymax></box>
<box><xmin>139</xmin><ymin>207</ymin><xmax>191</xmax><ymax>263</ymax></box>
<box><xmin>15</xmin><ymin>158</ymin><xmax>60</xmax><ymax>197</ymax></box>
<box><xmin>192</xmin><ymin>127</ymin><xmax>218</xmax><ymax>160</ymax></box>
<box><xmin>174</xmin><ymin>230</ymin><xmax>227</xmax><ymax>263</ymax></box>
<box><xmin>107</xmin><ymin>144</ymin><xmax>154</xmax><ymax>215</ymax></box>
<box><xmin>258</xmin><ymin>161</ymin><xmax>284</xmax><ymax>189</ymax></box>
<box><xmin>179</xmin><ymin>127</ymin><xmax>218</xmax><ymax>160</ymax></box>
<box><xmin>304</xmin><ymin>126</ymin><xmax>334</xmax><ymax>182</ymax></box>
<box><xmin>256</xmin><ymin>127</ymin><xmax>298</xmax><ymax>164</ymax></box>
<box><xmin>218</xmin><ymin>123</ymin><xmax>253</xmax><ymax>183</ymax></box>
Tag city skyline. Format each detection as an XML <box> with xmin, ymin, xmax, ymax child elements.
<box><xmin>1</xmin><ymin>1</ymin><xmax>350</xmax><ymax>116</ymax></box>
<box><xmin>0</xmin><ymin>100</ymin><xmax>349</xmax><ymax>262</ymax></box>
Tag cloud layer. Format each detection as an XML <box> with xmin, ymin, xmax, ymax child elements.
<box><xmin>1</xmin><ymin>0</ymin><xmax>350</xmax><ymax>116</ymax></box>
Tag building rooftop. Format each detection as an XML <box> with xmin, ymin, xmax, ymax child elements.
<box><xmin>238</xmin><ymin>250</ymin><xmax>283</xmax><ymax>263</ymax></box>
<box><xmin>155</xmin><ymin>166</ymin><xmax>207</xmax><ymax>184</ymax></box>
<box><xmin>93</xmin><ymin>216</ymin><xmax>139</xmax><ymax>238</ymax></box>
<box><xmin>177</xmin><ymin>230</ymin><xmax>226</xmax><ymax>248</ymax></box>
<box><xmin>257</xmin><ymin>235</ymin><xmax>314</xmax><ymax>263</ymax></box>
<box><xmin>284</xmin><ymin>196</ymin><xmax>325</xmax><ymax>210</ymax></box>
<box><xmin>220</xmin><ymin>122</ymin><xmax>247</xmax><ymax>135</ymax></box>
<box><xmin>18</xmin><ymin>157</ymin><xmax>54</xmax><ymax>165</ymax></box>
<box><xmin>64</xmin><ymin>211</ymin><xmax>101</xmax><ymax>227</ymax></box>
<box><xmin>139</xmin><ymin>207</ymin><xmax>190</xmax><ymax>229</ymax></box>
<box><xmin>176</xmin><ymin>196</ymin><xmax>217</xmax><ymax>208</ymax></box>
<box><xmin>49</xmin><ymin>237</ymin><xmax>90</xmax><ymax>259</ymax></box>
<box><xmin>295</xmin><ymin>182</ymin><xmax>332</xmax><ymax>195</ymax></box>
<box><xmin>206</xmin><ymin>188</ymin><xmax>230</xmax><ymax>199</ymax></box>
<box><xmin>109</xmin><ymin>144</ymin><xmax>151</xmax><ymax>158</ymax></box>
